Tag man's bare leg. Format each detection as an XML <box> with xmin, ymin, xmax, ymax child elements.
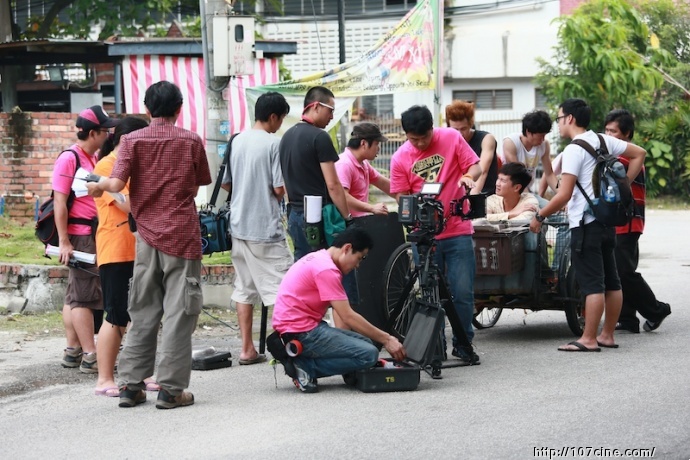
<box><xmin>597</xmin><ymin>289</ymin><xmax>622</xmax><ymax>347</ymax></box>
<box><xmin>559</xmin><ymin>293</ymin><xmax>604</xmax><ymax>350</ymax></box>
<box><xmin>237</xmin><ymin>302</ymin><xmax>259</xmax><ymax>361</ymax></box>
<box><xmin>63</xmin><ymin>304</ymin><xmax>80</xmax><ymax>349</ymax></box>
<box><xmin>71</xmin><ymin>307</ymin><xmax>96</xmax><ymax>354</ymax></box>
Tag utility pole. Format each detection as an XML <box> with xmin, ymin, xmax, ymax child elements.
<box><xmin>0</xmin><ymin>0</ymin><xmax>18</xmax><ymax>112</ymax></box>
<box><xmin>337</xmin><ymin>0</ymin><xmax>346</xmax><ymax>64</ymax></box>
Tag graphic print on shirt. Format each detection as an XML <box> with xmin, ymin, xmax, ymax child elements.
<box><xmin>411</xmin><ymin>154</ymin><xmax>445</xmax><ymax>183</ymax></box>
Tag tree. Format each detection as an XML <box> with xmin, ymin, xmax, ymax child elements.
<box><xmin>535</xmin><ymin>0</ymin><xmax>689</xmax><ymax>197</ymax></box>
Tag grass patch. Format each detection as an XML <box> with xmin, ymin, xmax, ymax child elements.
<box><xmin>647</xmin><ymin>195</ymin><xmax>690</xmax><ymax>210</ymax></box>
<box><xmin>0</xmin><ymin>311</ymin><xmax>64</xmax><ymax>337</ymax></box>
<box><xmin>0</xmin><ymin>217</ymin><xmax>56</xmax><ymax>265</ymax></box>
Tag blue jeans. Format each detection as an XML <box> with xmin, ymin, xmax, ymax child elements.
<box><xmin>434</xmin><ymin>235</ymin><xmax>476</xmax><ymax>344</ymax></box>
<box><xmin>293</xmin><ymin>322</ymin><xmax>379</xmax><ymax>379</ymax></box>
<box><xmin>287</xmin><ymin>208</ymin><xmax>315</xmax><ymax>262</ymax></box>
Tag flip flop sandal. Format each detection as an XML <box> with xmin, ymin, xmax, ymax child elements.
<box><xmin>558</xmin><ymin>341</ymin><xmax>601</xmax><ymax>352</ymax></box>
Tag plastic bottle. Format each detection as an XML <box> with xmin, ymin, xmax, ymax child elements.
<box><xmin>603</xmin><ymin>184</ymin><xmax>618</xmax><ymax>203</ymax></box>
<box><xmin>611</xmin><ymin>161</ymin><xmax>626</xmax><ymax>179</ymax></box>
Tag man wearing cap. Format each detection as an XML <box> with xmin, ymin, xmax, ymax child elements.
<box><xmin>54</xmin><ymin>105</ymin><xmax>119</xmax><ymax>373</ymax></box>
<box><xmin>87</xmin><ymin>81</ymin><xmax>212</xmax><ymax>409</ymax></box>
<box><xmin>334</xmin><ymin>122</ymin><xmax>394</xmax><ymax>310</ymax></box>
<box><xmin>279</xmin><ymin>85</ymin><xmax>351</xmax><ymax>261</ymax></box>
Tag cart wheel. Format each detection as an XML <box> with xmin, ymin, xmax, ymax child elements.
<box><xmin>473</xmin><ymin>306</ymin><xmax>503</xmax><ymax>329</ymax></box>
<box><xmin>559</xmin><ymin>249</ymin><xmax>584</xmax><ymax>336</ymax></box>
<box><xmin>382</xmin><ymin>243</ymin><xmax>419</xmax><ymax>340</ymax></box>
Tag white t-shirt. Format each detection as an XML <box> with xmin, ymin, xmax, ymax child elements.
<box><xmin>561</xmin><ymin>131</ymin><xmax>629</xmax><ymax>228</ymax></box>
<box><xmin>503</xmin><ymin>132</ymin><xmax>548</xmax><ymax>182</ymax></box>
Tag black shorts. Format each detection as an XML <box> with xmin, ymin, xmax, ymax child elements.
<box><xmin>570</xmin><ymin>221</ymin><xmax>621</xmax><ymax>296</ymax></box>
<box><xmin>99</xmin><ymin>262</ymin><xmax>134</xmax><ymax>327</ymax></box>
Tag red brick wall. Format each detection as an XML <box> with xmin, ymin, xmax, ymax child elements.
<box><xmin>560</xmin><ymin>0</ymin><xmax>586</xmax><ymax>15</ymax></box>
<box><xmin>0</xmin><ymin>112</ymin><xmax>79</xmax><ymax>223</ymax></box>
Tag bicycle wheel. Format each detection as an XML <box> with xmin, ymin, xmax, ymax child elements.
<box><xmin>382</xmin><ymin>243</ymin><xmax>419</xmax><ymax>339</ymax></box>
<box><xmin>558</xmin><ymin>248</ymin><xmax>584</xmax><ymax>336</ymax></box>
<box><xmin>473</xmin><ymin>306</ymin><xmax>503</xmax><ymax>329</ymax></box>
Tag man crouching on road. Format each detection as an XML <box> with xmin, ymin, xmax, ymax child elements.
<box><xmin>271</xmin><ymin>227</ymin><xmax>406</xmax><ymax>393</ymax></box>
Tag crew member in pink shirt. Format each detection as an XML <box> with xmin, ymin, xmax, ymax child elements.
<box><xmin>271</xmin><ymin>227</ymin><xmax>405</xmax><ymax>393</ymax></box>
<box><xmin>390</xmin><ymin>105</ymin><xmax>482</xmax><ymax>365</ymax></box>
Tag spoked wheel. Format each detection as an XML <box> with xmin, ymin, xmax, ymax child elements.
<box><xmin>559</xmin><ymin>248</ymin><xmax>585</xmax><ymax>336</ymax></box>
<box><xmin>472</xmin><ymin>305</ymin><xmax>503</xmax><ymax>329</ymax></box>
<box><xmin>382</xmin><ymin>243</ymin><xmax>420</xmax><ymax>340</ymax></box>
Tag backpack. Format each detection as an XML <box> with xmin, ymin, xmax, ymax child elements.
<box><xmin>572</xmin><ymin>134</ymin><xmax>634</xmax><ymax>227</ymax></box>
<box><xmin>36</xmin><ymin>150</ymin><xmax>97</xmax><ymax>247</ymax></box>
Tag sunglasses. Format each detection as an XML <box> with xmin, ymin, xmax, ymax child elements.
<box><xmin>318</xmin><ymin>102</ymin><xmax>335</xmax><ymax>112</ymax></box>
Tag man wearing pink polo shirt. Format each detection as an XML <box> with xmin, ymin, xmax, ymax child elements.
<box><xmin>335</xmin><ymin>123</ymin><xmax>395</xmax><ymax>308</ymax></box>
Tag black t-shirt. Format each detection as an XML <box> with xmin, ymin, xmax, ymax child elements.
<box><xmin>279</xmin><ymin>122</ymin><xmax>339</xmax><ymax>209</ymax></box>
<box><xmin>468</xmin><ymin>129</ymin><xmax>498</xmax><ymax>196</ymax></box>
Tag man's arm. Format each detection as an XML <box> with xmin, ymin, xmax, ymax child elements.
<box><xmin>321</xmin><ymin>161</ymin><xmax>350</xmax><ymax>218</ymax></box>
<box><xmin>471</xmin><ymin>134</ymin><xmax>497</xmax><ymax>195</ymax></box>
<box><xmin>343</xmin><ymin>188</ymin><xmax>388</xmax><ymax>215</ymax></box>
<box><xmin>529</xmin><ymin>173</ymin><xmax>575</xmax><ymax>233</ymax></box>
<box><xmin>502</xmin><ymin>137</ymin><xmax>518</xmax><ymax>164</ymax></box>
<box><xmin>621</xmin><ymin>143</ymin><xmax>646</xmax><ymax>181</ymax></box>
<box><xmin>331</xmin><ymin>299</ymin><xmax>405</xmax><ymax>361</ymax></box>
<box><xmin>53</xmin><ymin>191</ymin><xmax>73</xmax><ymax>266</ymax></box>
<box><xmin>540</xmin><ymin>142</ymin><xmax>559</xmax><ymax>196</ymax></box>
<box><xmin>86</xmin><ymin>178</ymin><xmax>126</xmax><ymax>197</ymax></box>
<box><xmin>273</xmin><ymin>185</ymin><xmax>285</xmax><ymax>201</ymax></box>
<box><xmin>458</xmin><ymin>163</ymin><xmax>482</xmax><ymax>190</ymax></box>
<box><xmin>372</xmin><ymin>175</ymin><xmax>393</xmax><ymax>197</ymax></box>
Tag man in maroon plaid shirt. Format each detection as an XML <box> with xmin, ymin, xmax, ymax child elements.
<box><xmin>88</xmin><ymin>81</ymin><xmax>211</xmax><ymax>409</ymax></box>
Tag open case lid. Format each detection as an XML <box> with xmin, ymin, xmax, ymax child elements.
<box><xmin>402</xmin><ymin>301</ymin><xmax>445</xmax><ymax>365</ymax></box>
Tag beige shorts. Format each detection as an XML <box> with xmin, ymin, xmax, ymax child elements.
<box><xmin>230</xmin><ymin>238</ymin><xmax>293</xmax><ymax>306</ymax></box>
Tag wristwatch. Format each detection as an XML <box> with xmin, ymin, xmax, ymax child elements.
<box><xmin>535</xmin><ymin>213</ymin><xmax>545</xmax><ymax>223</ymax></box>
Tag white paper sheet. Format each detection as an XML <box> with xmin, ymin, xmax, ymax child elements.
<box><xmin>304</xmin><ymin>195</ymin><xmax>323</xmax><ymax>223</ymax></box>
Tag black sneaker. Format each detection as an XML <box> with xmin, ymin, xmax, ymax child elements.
<box><xmin>292</xmin><ymin>365</ymin><xmax>318</xmax><ymax>393</ymax></box>
<box><xmin>156</xmin><ymin>389</ymin><xmax>195</xmax><ymax>409</ymax></box>
<box><xmin>615</xmin><ymin>322</ymin><xmax>640</xmax><ymax>333</ymax></box>
<box><xmin>452</xmin><ymin>347</ymin><xmax>480</xmax><ymax>366</ymax></box>
<box><xmin>118</xmin><ymin>386</ymin><xmax>146</xmax><ymax>408</ymax></box>
<box><xmin>644</xmin><ymin>303</ymin><xmax>671</xmax><ymax>332</ymax></box>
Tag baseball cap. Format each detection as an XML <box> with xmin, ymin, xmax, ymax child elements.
<box><xmin>351</xmin><ymin>123</ymin><xmax>388</xmax><ymax>142</ymax></box>
<box><xmin>76</xmin><ymin>105</ymin><xmax>120</xmax><ymax>131</ymax></box>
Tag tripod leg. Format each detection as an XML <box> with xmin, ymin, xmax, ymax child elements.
<box><xmin>439</xmin><ymin>278</ymin><xmax>476</xmax><ymax>362</ymax></box>
<box><xmin>259</xmin><ymin>303</ymin><xmax>268</xmax><ymax>354</ymax></box>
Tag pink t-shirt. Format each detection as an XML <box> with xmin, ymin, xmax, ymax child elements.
<box><xmin>272</xmin><ymin>249</ymin><xmax>348</xmax><ymax>334</ymax></box>
<box><xmin>390</xmin><ymin>127</ymin><xmax>480</xmax><ymax>239</ymax></box>
<box><xmin>335</xmin><ymin>148</ymin><xmax>381</xmax><ymax>217</ymax></box>
<box><xmin>51</xmin><ymin>145</ymin><xmax>98</xmax><ymax>236</ymax></box>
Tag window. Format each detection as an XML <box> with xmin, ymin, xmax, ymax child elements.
<box><xmin>361</xmin><ymin>94</ymin><xmax>394</xmax><ymax>117</ymax></box>
<box><xmin>265</xmin><ymin>0</ymin><xmax>412</xmax><ymax>16</ymax></box>
<box><xmin>452</xmin><ymin>89</ymin><xmax>513</xmax><ymax>110</ymax></box>
<box><xmin>535</xmin><ymin>89</ymin><xmax>548</xmax><ymax>110</ymax></box>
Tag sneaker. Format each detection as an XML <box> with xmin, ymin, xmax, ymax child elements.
<box><xmin>79</xmin><ymin>352</ymin><xmax>98</xmax><ymax>374</ymax></box>
<box><xmin>644</xmin><ymin>303</ymin><xmax>671</xmax><ymax>332</ymax></box>
<box><xmin>61</xmin><ymin>347</ymin><xmax>82</xmax><ymax>368</ymax></box>
<box><xmin>292</xmin><ymin>365</ymin><xmax>318</xmax><ymax>393</ymax></box>
<box><xmin>156</xmin><ymin>389</ymin><xmax>195</xmax><ymax>409</ymax></box>
<box><xmin>452</xmin><ymin>347</ymin><xmax>481</xmax><ymax>366</ymax></box>
<box><xmin>615</xmin><ymin>322</ymin><xmax>640</xmax><ymax>334</ymax></box>
<box><xmin>118</xmin><ymin>386</ymin><xmax>146</xmax><ymax>408</ymax></box>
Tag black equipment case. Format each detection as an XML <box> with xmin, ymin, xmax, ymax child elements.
<box><xmin>192</xmin><ymin>348</ymin><xmax>233</xmax><ymax>371</ymax></box>
<box><xmin>354</xmin><ymin>358</ymin><xmax>420</xmax><ymax>393</ymax></box>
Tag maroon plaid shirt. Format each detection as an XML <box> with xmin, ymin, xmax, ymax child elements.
<box><xmin>112</xmin><ymin>118</ymin><xmax>211</xmax><ymax>259</ymax></box>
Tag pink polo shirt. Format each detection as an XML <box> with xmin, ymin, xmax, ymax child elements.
<box><xmin>50</xmin><ymin>144</ymin><xmax>98</xmax><ymax>236</ymax></box>
<box><xmin>335</xmin><ymin>148</ymin><xmax>382</xmax><ymax>217</ymax></box>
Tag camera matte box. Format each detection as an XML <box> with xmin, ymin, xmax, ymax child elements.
<box><xmin>354</xmin><ymin>359</ymin><xmax>420</xmax><ymax>393</ymax></box>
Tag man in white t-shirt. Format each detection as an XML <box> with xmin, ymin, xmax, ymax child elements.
<box><xmin>529</xmin><ymin>98</ymin><xmax>645</xmax><ymax>352</ymax></box>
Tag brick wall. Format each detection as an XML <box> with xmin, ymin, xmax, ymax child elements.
<box><xmin>560</xmin><ymin>0</ymin><xmax>586</xmax><ymax>15</ymax></box>
<box><xmin>0</xmin><ymin>112</ymin><xmax>78</xmax><ymax>223</ymax></box>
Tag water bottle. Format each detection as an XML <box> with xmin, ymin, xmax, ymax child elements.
<box><xmin>603</xmin><ymin>184</ymin><xmax>618</xmax><ymax>203</ymax></box>
<box><xmin>611</xmin><ymin>161</ymin><xmax>626</xmax><ymax>178</ymax></box>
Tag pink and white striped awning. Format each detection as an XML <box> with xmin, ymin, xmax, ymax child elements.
<box><xmin>122</xmin><ymin>56</ymin><xmax>280</xmax><ymax>141</ymax></box>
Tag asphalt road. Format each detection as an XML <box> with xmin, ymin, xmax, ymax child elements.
<box><xmin>1</xmin><ymin>210</ymin><xmax>688</xmax><ymax>460</ymax></box>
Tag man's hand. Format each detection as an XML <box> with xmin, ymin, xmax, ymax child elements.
<box><xmin>383</xmin><ymin>335</ymin><xmax>406</xmax><ymax>362</ymax></box>
<box><xmin>370</xmin><ymin>203</ymin><xmax>388</xmax><ymax>215</ymax></box>
<box><xmin>85</xmin><ymin>182</ymin><xmax>104</xmax><ymax>198</ymax></box>
<box><xmin>458</xmin><ymin>176</ymin><xmax>475</xmax><ymax>190</ymax></box>
<box><xmin>58</xmin><ymin>241</ymin><xmax>74</xmax><ymax>266</ymax></box>
<box><xmin>515</xmin><ymin>202</ymin><xmax>538</xmax><ymax>215</ymax></box>
<box><xmin>529</xmin><ymin>217</ymin><xmax>542</xmax><ymax>234</ymax></box>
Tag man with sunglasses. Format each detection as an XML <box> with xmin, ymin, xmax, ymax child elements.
<box><xmin>279</xmin><ymin>86</ymin><xmax>351</xmax><ymax>261</ymax></box>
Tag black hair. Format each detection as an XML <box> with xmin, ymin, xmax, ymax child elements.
<box><xmin>559</xmin><ymin>98</ymin><xmax>591</xmax><ymax>128</ymax></box>
<box><xmin>144</xmin><ymin>81</ymin><xmax>184</xmax><ymax>118</ymax></box>
<box><xmin>499</xmin><ymin>162</ymin><xmax>532</xmax><ymax>194</ymax></box>
<box><xmin>522</xmin><ymin>110</ymin><xmax>552</xmax><ymax>135</ymax></box>
<box><xmin>76</xmin><ymin>128</ymin><xmax>96</xmax><ymax>141</ymax></box>
<box><xmin>304</xmin><ymin>86</ymin><xmax>335</xmax><ymax>107</ymax></box>
<box><xmin>331</xmin><ymin>227</ymin><xmax>374</xmax><ymax>253</ymax></box>
<box><xmin>98</xmin><ymin>116</ymin><xmax>149</xmax><ymax>160</ymax></box>
<box><xmin>604</xmin><ymin>109</ymin><xmax>635</xmax><ymax>140</ymax></box>
<box><xmin>255</xmin><ymin>91</ymin><xmax>290</xmax><ymax>122</ymax></box>
<box><xmin>347</xmin><ymin>137</ymin><xmax>372</xmax><ymax>149</ymax></box>
<box><xmin>401</xmin><ymin>105</ymin><xmax>434</xmax><ymax>135</ymax></box>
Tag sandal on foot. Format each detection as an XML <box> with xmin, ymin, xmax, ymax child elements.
<box><xmin>95</xmin><ymin>386</ymin><xmax>120</xmax><ymax>397</ymax></box>
<box><xmin>558</xmin><ymin>341</ymin><xmax>601</xmax><ymax>352</ymax></box>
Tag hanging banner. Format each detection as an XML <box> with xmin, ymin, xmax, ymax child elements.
<box><xmin>246</xmin><ymin>0</ymin><xmax>435</xmax><ymax>100</ymax></box>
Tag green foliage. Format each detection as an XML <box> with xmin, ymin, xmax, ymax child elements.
<box><xmin>0</xmin><ymin>217</ymin><xmax>57</xmax><ymax>266</ymax></box>
<box><xmin>536</xmin><ymin>0</ymin><xmax>690</xmax><ymax>198</ymax></box>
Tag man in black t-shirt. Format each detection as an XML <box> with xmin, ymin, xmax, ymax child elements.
<box><xmin>279</xmin><ymin>86</ymin><xmax>351</xmax><ymax>260</ymax></box>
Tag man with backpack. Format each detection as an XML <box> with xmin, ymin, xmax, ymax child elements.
<box><xmin>529</xmin><ymin>98</ymin><xmax>646</xmax><ymax>352</ymax></box>
<box><xmin>604</xmin><ymin>109</ymin><xmax>671</xmax><ymax>333</ymax></box>
<box><xmin>53</xmin><ymin>105</ymin><xmax>120</xmax><ymax>372</ymax></box>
